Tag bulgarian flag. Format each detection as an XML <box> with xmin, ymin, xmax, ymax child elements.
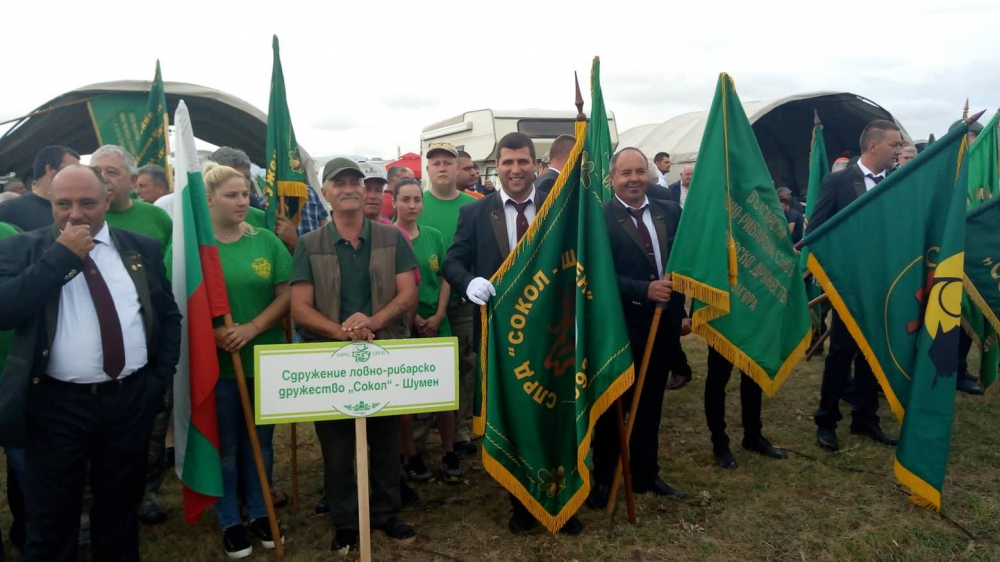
<box><xmin>171</xmin><ymin>101</ymin><xmax>230</xmax><ymax>522</ymax></box>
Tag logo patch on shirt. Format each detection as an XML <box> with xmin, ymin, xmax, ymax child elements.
<box><xmin>252</xmin><ymin>257</ymin><xmax>272</xmax><ymax>279</ymax></box>
<box><xmin>428</xmin><ymin>254</ymin><xmax>439</xmax><ymax>273</ymax></box>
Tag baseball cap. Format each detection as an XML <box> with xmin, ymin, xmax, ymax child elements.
<box><xmin>322</xmin><ymin>157</ymin><xmax>364</xmax><ymax>183</ymax></box>
<box><xmin>360</xmin><ymin>162</ymin><xmax>387</xmax><ymax>184</ymax></box>
<box><xmin>426</xmin><ymin>141</ymin><xmax>458</xmax><ymax>159</ymax></box>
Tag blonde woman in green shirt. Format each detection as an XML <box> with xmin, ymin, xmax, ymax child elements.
<box><xmin>393</xmin><ymin>178</ymin><xmax>463</xmax><ymax>484</ymax></box>
<box><xmin>204</xmin><ymin>163</ymin><xmax>291</xmax><ymax>558</ymax></box>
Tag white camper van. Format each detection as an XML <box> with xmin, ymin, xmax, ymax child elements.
<box><xmin>420</xmin><ymin>109</ymin><xmax>618</xmax><ymax>185</ymax></box>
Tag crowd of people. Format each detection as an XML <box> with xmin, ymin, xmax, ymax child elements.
<box><xmin>0</xmin><ymin>117</ymin><xmax>988</xmax><ymax>560</ymax></box>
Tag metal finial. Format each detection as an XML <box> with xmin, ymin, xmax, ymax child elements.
<box><xmin>574</xmin><ymin>71</ymin><xmax>585</xmax><ymax>121</ymax></box>
<box><xmin>813</xmin><ymin>109</ymin><xmax>821</xmax><ymax>127</ymax></box>
<box><xmin>965</xmin><ymin>109</ymin><xmax>986</xmax><ymax>126</ymax></box>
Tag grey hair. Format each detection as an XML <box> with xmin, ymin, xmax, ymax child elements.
<box><xmin>210</xmin><ymin>147</ymin><xmax>252</xmax><ymax>169</ymax></box>
<box><xmin>609</xmin><ymin>147</ymin><xmax>649</xmax><ymax>175</ymax></box>
<box><xmin>91</xmin><ymin>145</ymin><xmax>138</xmax><ymax>176</ymax></box>
<box><xmin>386</xmin><ymin>166</ymin><xmax>411</xmax><ymax>183</ymax></box>
<box><xmin>901</xmin><ymin>145</ymin><xmax>918</xmax><ymax>155</ymax></box>
<box><xmin>137</xmin><ymin>164</ymin><xmax>168</xmax><ymax>187</ymax></box>
<box><xmin>776</xmin><ymin>187</ymin><xmax>792</xmax><ymax>198</ymax></box>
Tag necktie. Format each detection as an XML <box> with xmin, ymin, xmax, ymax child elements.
<box><xmin>508</xmin><ymin>200</ymin><xmax>531</xmax><ymax>242</ymax></box>
<box><xmin>82</xmin><ymin>254</ymin><xmax>126</xmax><ymax>379</ymax></box>
<box><xmin>866</xmin><ymin>174</ymin><xmax>884</xmax><ymax>185</ymax></box>
<box><xmin>626</xmin><ymin>206</ymin><xmax>655</xmax><ymax>259</ymax></box>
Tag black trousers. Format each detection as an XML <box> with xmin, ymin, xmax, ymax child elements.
<box><xmin>315</xmin><ymin>416</ymin><xmax>401</xmax><ymax>531</ymax></box>
<box><xmin>592</xmin><ymin>317</ymin><xmax>674</xmax><ymax>487</ymax></box>
<box><xmin>24</xmin><ymin>372</ymin><xmax>158</xmax><ymax>562</ymax></box>
<box><xmin>814</xmin><ymin>313</ymin><xmax>880</xmax><ymax>431</ymax></box>
<box><xmin>957</xmin><ymin>329</ymin><xmax>974</xmax><ymax>382</ymax></box>
<box><xmin>704</xmin><ymin>347</ymin><xmax>762</xmax><ymax>450</ymax></box>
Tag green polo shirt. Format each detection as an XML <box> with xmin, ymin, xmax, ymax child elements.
<box><xmin>291</xmin><ymin>219</ymin><xmax>418</xmax><ymax>321</ymax></box>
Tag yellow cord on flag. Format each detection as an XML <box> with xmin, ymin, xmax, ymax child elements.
<box><xmin>721</xmin><ymin>73</ymin><xmax>738</xmax><ymax>286</ymax></box>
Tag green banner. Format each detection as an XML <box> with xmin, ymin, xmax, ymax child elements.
<box><xmin>87</xmin><ymin>61</ymin><xmax>169</xmax><ymax>175</ymax></box>
<box><xmin>264</xmin><ymin>35</ymin><xmax>308</xmax><ymax>230</ymax></box>
<box><xmin>666</xmin><ymin>73</ymin><xmax>811</xmax><ymax>395</ymax></box>
<box><xmin>801</xmin><ymin>118</ymin><xmax>829</xmax><ymax>328</ymax></box>
<box><xmin>805</xmin><ymin>123</ymin><xmax>970</xmax><ymax>510</ymax></box>
<box><xmin>964</xmin><ymin>195</ymin><xmax>1000</xmax><ymax>389</ymax></box>
<box><xmin>962</xmin><ymin>111</ymin><xmax>1000</xmax><ymax>389</ymax></box>
<box><xmin>476</xmin><ymin>59</ymin><xmax>633</xmax><ymax>533</ymax></box>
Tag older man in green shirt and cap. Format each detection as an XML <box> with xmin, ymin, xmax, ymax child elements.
<box><xmin>290</xmin><ymin>157</ymin><xmax>419</xmax><ymax>553</ymax></box>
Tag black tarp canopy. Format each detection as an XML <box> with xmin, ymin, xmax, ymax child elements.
<box><xmin>0</xmin><ymin>80</ymin><xmax>319</xmax><ymax>186</ymax></box>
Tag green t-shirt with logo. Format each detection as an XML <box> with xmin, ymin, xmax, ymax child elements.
<box><xmin>106</xmin><ymin>200</ymin><xmax>173</xmax><ymax>251</ymax></box>
<box><xmin>215</xmin><ymin>228</ymin><xmax>292</xmax><ymax>379</ymax></box>
<box><xmin>416</xmin><ymin>189</ymin><xmax>477</xmax><ymax>249</ymax></box>
<box><xmin>0</xmin><ymin>222</ymin><xmax>20</xmax><ymax>369</ymax></box>
<box><xmin>411</xmin><ymin>225</ymin><xmax>452</xmax><ymax>337</ymax></box>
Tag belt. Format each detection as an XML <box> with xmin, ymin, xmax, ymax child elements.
<box><xmin>35</xmin><ymin>371</ymin><xmax>142</xmax><ymax>394</ymax></box>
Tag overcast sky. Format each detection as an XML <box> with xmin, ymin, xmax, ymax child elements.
<box><xmin>2</xmin><ymin>1</ymin><xmax>998</xmax><ymax>160</ymax></box>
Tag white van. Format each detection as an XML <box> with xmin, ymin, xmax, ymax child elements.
<box><xmin>420</xmin><ymin>109</ymin><xmax>618</xmax><ymax>185</ymax></box>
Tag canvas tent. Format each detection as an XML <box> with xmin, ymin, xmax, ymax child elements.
<box><xmin>618</xmin><ymin>91</ymin><xmax>908</xmax><ymax>196</ymax></box>
<box><xmin>0</xmin><ymin>80</ymin><xmax>320</xmax><ymax>187</ymax></box>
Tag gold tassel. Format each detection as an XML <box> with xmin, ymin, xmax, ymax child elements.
<box><xmin>727</xmin><ymin>236</ymin><xmax>738</xmax><ymax>286</ymax></box>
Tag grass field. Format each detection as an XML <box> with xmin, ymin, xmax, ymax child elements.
<box><xmin>2</xmin><ymin>336</ymin><xmax>998</xmax><ymax>561</ymax></box>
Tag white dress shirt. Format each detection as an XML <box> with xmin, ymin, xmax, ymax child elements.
<box><xmin>679</xmin><ymin>184</ymin><xmax>690</xmax><ymax>208</ymax></box>
<box><xmin>499</xmin><ymin>187</ymin><xmax>537</xmax><ymax>251</ymax></box>
<box><xmin>616</xmin><ymin>195</ymin><xmax>664</xmax><ymax>278</ymax></box>
<box><xmin>47</xmin><ymin>223</ymin><xmax>148</xmax><ymax>383</ymax></box>
<box><xmin>657</xmin><ymin>169</ymin><xmax>669</xmax><ymax>187</ymax></box>
<box><xmin>154</xmin><ymin>192</ymin><xmax>176</xmax><ymax>218</ymax></box>
<box><xmin>856</xmin><ymin>160</ymin><xmax>886</xmax><ymax>191</ymax></box>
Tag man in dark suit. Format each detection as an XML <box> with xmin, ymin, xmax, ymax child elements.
<box><xmin>532</xmin><ymin>134</ymin><xmax>575</xmax><ymax>193</ymax></box>
<box><xmin>587</xmin><ymin>147</ymin><xmax>688</xmax><ymax>508</ymax></box>
<box><xmin>808</xmin><ymin>119</ymin><xmax>903</xmax><ymax>451</ymax></box>
<box><xmin>778</xmin><ymin>187</ymin><xmax>804</xmax><ymax>244</ymax></box>
<box><xmin>0</xmin><ymin>165</ymin><xmax>181</xmax><ymax>561</ymax></box>
<box><xmin>442</xmin><ymin>132</ymin><xmax>583</xmax><ymax>535</ymax></box>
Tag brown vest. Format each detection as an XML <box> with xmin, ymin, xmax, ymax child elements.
<box><xmin>300</xmin><ymin>220</ymin><xmax>408</xmax><ymax>341</ymax></box>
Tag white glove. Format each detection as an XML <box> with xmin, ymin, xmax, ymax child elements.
<box><xmin>466</xmin><ymin>277</ymin><xmax>496</xmax><ymax>305</ymax></box>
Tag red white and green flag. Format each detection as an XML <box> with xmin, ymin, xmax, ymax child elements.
<box><xmin>170</xmin><ymin>100</ymin><xmax>231</xmax><ymax>523</ymax></box>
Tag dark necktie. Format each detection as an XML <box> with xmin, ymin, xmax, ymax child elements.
<box><xmin>508</xmin><ymin>200</ymin><xmax>531</xmax><ymax>242</ymax></box>
<box><xmin>626</xmin><ymin>206</ymin><xmax>655</xmax><ymax>259</ymax></box>
<box><xmin>82</xmin><ymin>254</ymin><xmax>126</xmax><ymax>379</ymax></box>
<box><xmin>866</xmin><ymin>174</ymin><xmax>884</xmax><ymax>185</ymax></box>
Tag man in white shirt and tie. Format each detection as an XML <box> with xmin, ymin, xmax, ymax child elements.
<box><xmin>807</xmin><ymin>120</ymin><xmax>903</xmax><ymax>452</ymax></box>
<box><xmin>0</xmin><ymin>165</ymin><xmax>181</xmax><ymax>561</ymax></box>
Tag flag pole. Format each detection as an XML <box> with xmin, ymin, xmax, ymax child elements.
<box><xmin>163</xmin><ymin>111</ymin><xmax>174</xmax><ymax>190</ymax></box>
<box><xmin>224</xmin><ymin>313</ymin><xmax>284</xmax><ymax>558</ymax></box>
<box><xmin>282</xmin><ymin>315</ymin><xmax>299</xmax><ymax>513</ymax></box>
<box><xmin>606</xmin><ymin>298</ymin><xmax>665</xmax><ymax>516</ymax></box>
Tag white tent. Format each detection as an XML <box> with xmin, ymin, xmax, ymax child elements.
<box><xmin>619</xmin><ymin>91</ymin><xmax>909</xmax><ymax>195</ymax></box>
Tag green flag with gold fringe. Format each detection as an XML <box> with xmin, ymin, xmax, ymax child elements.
<box><xmin>264</xmin><ymin>35</ymin><xmax>308</xmax><ymax>230</ymax></box>
<box><xmin>475</xmin><ymin>58</ymin><xmax>634</xmax><ymax>532</ymax></box>
<box><xmin>805</xmin><ymin>120</ymin><xmax>972</xmax><ymax>510</ymax></box>
<box><xmin>964</xmin><ymin>195</ymin><xmax>1000</xmax><ymax>389</ymax></box>
<box><xmin>962</xmin><ymin>111</ymin><xmax>1000</xmax><ymax>390</ymax></box>
<box><xmin>665</xmin><ymin>73</ymin><xmax>812</xmax><ymax>396</ymax></box>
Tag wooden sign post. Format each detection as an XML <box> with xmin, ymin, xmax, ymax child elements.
<box><xmin>254</xmin><ymin>337</ymin><xmax>460</xmax><ymax>559</ymax></box>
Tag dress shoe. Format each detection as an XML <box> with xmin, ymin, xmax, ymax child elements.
<box><xmin>850</xmin><ymin>425</ymin><xmax>898</xmax><ymax>446</ymax></box>
<box><xmin>957</xmin><ymin>377</ymin><xmax>984</xmax><ymax>395</ymax></box>
<box><xmin>713</xmin><ymin>447</ymin><xmax>738</xmax><ymax>469</ymax></box>
<box><xmin>666</xmin><ymin>372</ymin><xmax>692</xmax><ymax>391</ymax></box>
<box><xmin>508</xmin><ymin>510</ymin><xmax>538</xmax><ymax>533</ymax></box>
<box><xmin>559</xmin><ymin>515</ymin><xmax>584</xmax><ymax>535</ymax></box>
<box><xmin>634</xmin><ymin>477</ymin><xmax>688</xmax><ymax>499</ymax></box>
<box><xmin>742</xmin><ymin>436</ymin><xmax>788</xmax><ymax>459</ymax></box>
<box><xmin>331</xmin><ymin>529</ymin><xmax>360</xmax><ymax>552</ymax></box>
<box><xmin>816</xmin><ymin>428</ymin><xmax>839</xmax><ymax>451</ymax></box>
<box><xmin>586</xmin><ymin>482</ymin><xmax>610</xmax><ymax>509</ymax></box>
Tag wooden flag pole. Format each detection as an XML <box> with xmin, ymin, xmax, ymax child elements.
<box><xmin>805</xmin><ymin>329</ymin><xmax>831</xmax><ymax>361</ymax></box>
<box><xmin>355</xmin><ymin>417</ymin><xmax>372</xmax><ymax>562</ymax></box>
<box><xmin>279</xmin><ymin>313</ymin><xmax>298</xmax><ymax>512</ymax></box>
<box><xmin>606</xmin><ymin>301</ymin><xmax>666</xmax><ymax>516</ymax></box>
<box><xmin>613</xmin><ymin>399</ymin><xmax>637</xmax><ymax>524</ymax></box>
<box><xmin>808</xmin><ymin>294</ymin><xmax>829</xmax><ymax>308</ymax></box>
<box><xmin>224</xmin><ymin>313</ymin><xmax>284</xmax><ymax>558</ymax></box>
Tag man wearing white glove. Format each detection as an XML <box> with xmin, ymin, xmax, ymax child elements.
<box><xmin>441</xmin><ymin>132</ymin><xmax>583</xmax><ymax>535</ymax></box>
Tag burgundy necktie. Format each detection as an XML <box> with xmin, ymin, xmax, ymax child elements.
<box><xmin>508</xmin><ymin>200</ymin><xmax>531</xmax><ymax>242</ymax></box>
<box><xmin>82</xmin><ymin>254</ymin><xmax>126</xmax><ymax>379</ymax></box>
<box><xmin>626</xmin><ymin>206</ymin><xmax>655</xmax><ymax>259</ymax></box>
